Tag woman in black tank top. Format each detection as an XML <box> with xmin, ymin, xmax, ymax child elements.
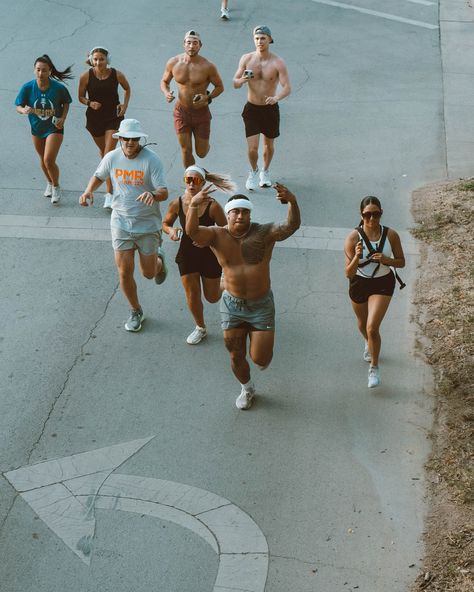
<box><xmin>78</xmin><ymin>47</ymin><xmax>131</xmax><ymax>208</ymax></box>
<box><xmin>162</xmin><ymin>165</ymin><xmax>235</xmax><ymax>345</ymax></box>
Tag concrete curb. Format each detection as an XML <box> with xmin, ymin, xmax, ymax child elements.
<box><xmin>440</xmin><ymin>0</ymin><xmax>474</xmax><ymax>178</ymax></box>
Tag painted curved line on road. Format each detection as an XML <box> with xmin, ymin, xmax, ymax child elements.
<box><xmin>4</xmin><ymin>438</ymin><xmax>269</xmax><ymax>592</ymax></box>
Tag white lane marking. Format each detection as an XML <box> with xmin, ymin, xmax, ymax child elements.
<box><xmin>0</xmin><ymin>215</ymin><xmax>418</xmax><ymax>254</ymax></box>
<box><xmin>4</xmin><ymin>437</ymin><xmax>154</xmax><ymax>491</ymax></box>
<box><xmin>310</xmin><ymin>0</ymin><xmax>439</xmax><ymax>29</ymax></box>
<box><xmin>4</xmin><ymin>439</ymin><xmax>269</xmax><ymax>591</ymax></box>
<box><xmin>405</xmin><ymin>0</ymin><xmax>434</xmax><ymax>5</ymax></box>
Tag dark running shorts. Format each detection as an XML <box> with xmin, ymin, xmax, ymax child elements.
<box><xmin>86</xmin><ymin>115</ymin><xmax>123</xmax><ymax>138</ymax></box>
<box><xmin>176</xmin><ymin>247</ymin><xmax>222</xmax><ymax>278</ymax></box>
<box><xmin>349</xmin><ymin>272</ymin><xmax>396</xmax><ymax>304</ymax></box>
<box><xmin>173</xmin><ymin>103</ymin><xmax>212</xmax><ymax>139</ymax></box>
<box><xmin>242</xmin><ymin>101</ymin><xmax>280</xmax><ymax>138</ymax></box>
<box><xmin>220</xmin><ymin>290</ymin><xmax>275</xmax><ymax>331</ymax></box>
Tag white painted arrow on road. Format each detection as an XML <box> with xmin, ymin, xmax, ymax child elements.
<box><xmin>4</xmin><ymin>438</ymin><xmax>269</xmax><ymax>592</ymax></box>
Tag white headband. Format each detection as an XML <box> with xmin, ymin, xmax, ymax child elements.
<box><xmin>89</xmin><ymin>46</ymin><xmax>109</xmax><ymax>56</ymax></box>
<box><xmin>224</xmin><ymin>199</ymin><xmax>254</xmax><ymax>215</ymax></box>
<box><xmin>185</xmin><ymin>165</ymin><xmax>206</xmax><ymax>179</ymax></box>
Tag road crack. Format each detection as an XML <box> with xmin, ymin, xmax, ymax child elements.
<box><xmin>25</xmin><ymin>283</ymin><xmax>119</xmax><ymax>464</ymax></box>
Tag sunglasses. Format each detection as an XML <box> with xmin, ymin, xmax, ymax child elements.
<box><xmin>184</xmin><ymin>176</ymin><xmax>204</xmax><ymax>185</ymax></box>
<box><xmin>120</xmin><ymin>137</ymin><xmax>140</xmax><ymax>142</ymax></box>
<box><xmin>361</xmin><ymin>210</ymin><xmax>382</xmax><ymax>220</ymax></box>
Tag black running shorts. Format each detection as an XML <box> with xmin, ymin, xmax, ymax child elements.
<box><xmin>349</xmin><ymin>272</ymin><xmax>396</xmax><ymax>304</ymax></box>
<box><xmin>242</xmin><ymin>102</ymin><xmax>280</xmax><ymax>138</ymax></box>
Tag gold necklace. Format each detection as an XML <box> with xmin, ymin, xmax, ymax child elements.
<box><xmin>227</xmin><ymin>225</ymin><xmax>251</xmax><ymax>240</ymax></box>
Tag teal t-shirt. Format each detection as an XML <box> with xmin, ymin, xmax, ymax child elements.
<box><xmin>15</xmin><ymin>79</ymin><xmax>72</xmax><ymax>138</ymax></box>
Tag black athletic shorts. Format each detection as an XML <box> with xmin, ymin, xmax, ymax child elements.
<box><xmin>176</xmin><ymin>247</ymin><xmax>222</xmax><ymax>278</ymax></box>
<box><xmin>349</xmin><ymin>271</ymin><xmax>395</xmax><ymax>304</ymax></box>
<box><xmin>86</xmin><ymin>115</ymin><xmax>124</xmax><ymax>138</ymax></box>
<box><xmin>242</xmin><ymin>102</ymin><xmax>280</xmax><ymax>138</ymax></box>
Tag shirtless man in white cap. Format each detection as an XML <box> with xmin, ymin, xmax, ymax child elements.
<box><xmin>186</xmin><ymin>182</ymin><xmax>300</xmax><ymax>410</ymax></box>
<box><xmin>233</xmin><ymin>26</ymin><xmax>291</xmax><ymax>191</ymax></box>
<box><xmin>161</xmin><ymin>31</ymin><xmax>224</xmax><ymax>167</ymax></box>
<box><xmin>80</xmin><ymin>118</ymin><xmax>168</xmax><ymax>332</ymax></box>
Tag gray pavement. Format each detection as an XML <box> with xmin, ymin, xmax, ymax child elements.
<box><xmin>0</xmin><ymin>0</ymin><xmax>470</xmax><ymax>590</ymax></box>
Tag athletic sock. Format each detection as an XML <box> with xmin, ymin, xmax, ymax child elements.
<box><xmin>240</xmin><ymin>379</ymin><xmax>254</xmax><ymax>392</ymax></box>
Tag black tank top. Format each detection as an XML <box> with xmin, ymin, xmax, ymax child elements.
<box><xmin>176</xmin><ymin>197</ymin><xmax>214</xmax><ymax>262</ymax></box>
<box><xmin>86</xmin><ymin>68</ymin><xmax>120</xmax><ymax>120</ymax></box>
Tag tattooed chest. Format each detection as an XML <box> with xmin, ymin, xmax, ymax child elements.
<box><xmin>240</xmin><ymin>225</ymin><xmax>271</xmax><ymax>264</ymax></box>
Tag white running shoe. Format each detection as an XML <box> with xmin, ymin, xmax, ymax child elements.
<box><xmin>368</xmin><ymin>366</ymin><xmax>381</xmax><ymax>388</ymax></box>
<box><xmin>245</xmin><ymin>169</ymin><xmax>259</xmax><ymax>191</ymax></box>
<box><xmin>103</xmin><ymin>192</ymin><xmax>113</xmax><ymax>210</ymax></box>
<box><xmin>186</xmin><ymin>326</ymin><xmax>207</xmax><ymax>345</ymax></box>
<box><xmin>235</xmin><ymin>387</ymin><xmax>255</xmax><ymax>410</ymax></box>
<box><xmin>44</xmin><ymin>182</ymin><xmax>53</xmax><ymax>197</ymax></box>
<box><xmin>125</xmin><ymin>308</ymin><xmax>144</xmax><ymax>332</ymax></box>
<box><xmin>259</xmin><ymin>169</ymin><xmax>272</xmax><ymax>187</ymax></box>
<box><xmin>220</xmin><ymin>7</ymin><xmax>230</xmax><ymax>19</ymax></box>
<box><xmin>363</xmin><ymin>342</ymin><xmax>371</xmax><ymax>362</ymax></box>
<box><xmin>51</xmin><ymin>186</ymin><xmax>62</xmax><ymax>205</ymax></box>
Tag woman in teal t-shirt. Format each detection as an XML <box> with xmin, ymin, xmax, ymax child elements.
<box><xmin>15</xmin><ymin>54</ymin><xmax>73</xmax><ymax>205</ymax></box>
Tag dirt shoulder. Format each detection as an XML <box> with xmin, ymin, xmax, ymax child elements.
<box><xmin>410</xmin><ymin>180</ymin><xmax>474</xmax><ymax>591</ymax></box>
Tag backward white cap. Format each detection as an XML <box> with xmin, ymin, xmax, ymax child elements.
<box><xmin>184</xmin><ymin>30</ymin><xmax>201</xmax><ymax>41</ymax></box>
<box><xmin>224</xmin><ymin>197</ymin><xmax>254</xmax><ymax>215</ymax></box>
<box><xmin>112</xmin><ymin>119</ymin><xmax>148</xmax><ymax>139</ymax></box>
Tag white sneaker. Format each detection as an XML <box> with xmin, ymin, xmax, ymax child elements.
<box><xmin>245</xmin><ymin>169</ymin><xmax>259</xmax><ymax>191</ymax></box>
<box><xmin>44</xmin><ymin>182</ymin><xmax>53</xmax><ymax>197</ymax></box>
<box><xmin>368</xmin><ymin>366</ymin><xmax>381</xmax><ymax>388</ymax></box>
<box><xmin>363</xmin><ymin>342</ymin><xmax>371</xmax><ymax>363</ymax></box>
<box><xmin>103</xmin><ymin>192</ymin><xmax>113</xmax><ymax>209</ymax></box>
<box><xmin>51</xmin><ymin>186</ymin><xmax>61</xmax><ymax>205</ymax></box>
<box><xmin>235</xmin><ymin>387</ymin><xmax>255</xmax><ymax>410</ymax></box>
<box><xmin>220</xmin><ymin>7</ymin><xmax>230</xmax><ymax>19</ymax></box>
<box><xmin>125</xmin><ymin>308</ymin><xmax>144</xmax><ymax>332</ymax></box>
<box><xmin>259</xmin><ymin>169</ymin><xmax>272</xmax><ymax>187</ymax></box>
<box><xmin>186</xmin><ymin>326</ymin><xmax>207</xmax><ymax>345</ymax></box>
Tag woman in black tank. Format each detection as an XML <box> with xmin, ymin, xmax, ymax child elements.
<box><xmin>162</xmin><ymin>165</ymin><xmax>235</xmax><ymax>345</ymax></box>
<box><xmin>78</xmin><ymin>47</ymin><xmax>131</xmax><ymax>208</ymax></box>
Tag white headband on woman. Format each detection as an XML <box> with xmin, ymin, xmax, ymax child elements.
<box><xmin>185</xmin><ymin>165</ymin><xmax>206</xmax><ymax>178</ymax></box>
<box><xmin>90</xmin><ymin>46</ymin><xmax>109</xmax><ymax>55</ymax></box>
<box><xmin>224</xmin><ymin>199</ymin><xmax>253</xmax><ymax>215</ymax></box>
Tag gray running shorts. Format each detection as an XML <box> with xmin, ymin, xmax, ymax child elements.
<box><xmin>220</xmin><ymin>289</ymin><xmax>275</xmax><ymax>331</ymax></box>
<box><xmin>111</xmin><ymin>227</ymin><xmax>162</xmax><ymax>255</ymax></box>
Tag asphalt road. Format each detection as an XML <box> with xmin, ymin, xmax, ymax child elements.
<box><xmin>0</xmin><ymin>0</ymin><xmax>454</xmax><ymax>590</ymax></box>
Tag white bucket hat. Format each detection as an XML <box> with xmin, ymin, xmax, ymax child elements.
<box><xmin>112</xmin><ymin>119</ymin><xmax>148</xmax><ymax>140</ymax></box>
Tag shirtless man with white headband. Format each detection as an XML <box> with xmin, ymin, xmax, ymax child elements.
<box><xmin>186</xmin><ymin>182</ymin><xmax>300</xmax><ymax>410</ymax></box>
<box><xmin>161</xmin><ymin>30</ymin><xmax>224</xmax><ymax>167</ymax></box>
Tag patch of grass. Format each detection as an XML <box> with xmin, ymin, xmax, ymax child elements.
<box><xmin>410</xmin><ymin>180</ymin><xmax>474</xmax><ymax>592</ymax></box>
<box><xmin>455</xmin><ymin>179</ymin><xmax>474</xmax><ymax>192</ymax></box>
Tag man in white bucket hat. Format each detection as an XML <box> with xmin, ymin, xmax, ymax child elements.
<box><xmin>186</xmin><ymin>181</ymin><xmax>300</xmax><ymax>410</ymax></box>
<box><xmin>80</xmin><ymin>118</ymin><xmax>168</xmax><ymax>332</ymax></box>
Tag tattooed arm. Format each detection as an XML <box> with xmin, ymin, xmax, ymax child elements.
<box><xmin>267</xmin><ymin>183</ymin><xmax>301</xmax><ymax>242</ymax></box>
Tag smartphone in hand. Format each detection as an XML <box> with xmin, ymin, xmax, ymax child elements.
<box><xmin>273</xmin><ymin>182</ymin><xmax>288</xmax><ymax>204</ymax></box>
